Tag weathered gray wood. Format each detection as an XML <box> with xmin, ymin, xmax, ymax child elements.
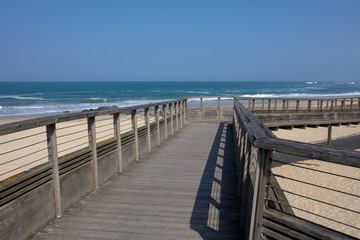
<box><xmin>200</xmin><ymin>97</ymin><xmax>204</xmax><ymax>120</ymax></box>
<box><xmin>155</xmin><ymin>106</ymin><xmax>160</xmax><ymax>145</ymax></box>
<box><xmin>327</xmin><ymin>125</ymin><xmax>332</xmax><ymax>147</ymax></box>
<box><xmin>144</xmin><ymin>107</ymin><xmax>151</xmax><ymax>151</ymax></box>
<box><xmin>131</xmin><ymin>110</ymin><xmax>139</xmax><ymax>161</ymax></box>
<box><xmin>170</xmin><ymin>103</ymin><xmax>174</xmax><ymax>135</ymax></box>
<box><xmin>87</xmin><ymin>117</ymin><xmax>99</xmax><ymax>190</ymax></box>
<box><xmin>32</xmin><ymin>121</ymin><xmax>242</xmax><ymax>240</ymax></box>
<box><xmin>218</xmin><ymin>97</ymin><xmax>221</xmax><ymax>119</ymax></box>
<box><xmin>175</xmin><ymin>102</ymin><xmax>179</xmax><ymax>131</ymax></box>
<box><xmin>254</xmin><ymin>138</ymin><xmax>360</xmax><ymax>168</ymax></box>
<box><xmin>162</xmin><ymin>104</ymin><xmax>168</xmax><ymax>140</ymax></box>
<box><xmin>46</xmin><ymin>124</ymin><xmax>62</xmax><ymax>218</ymax></box>
<box><xmin>263</xmin><ymin>209</ymin><xmax>357</xmax><ymax>240</ymax></box>
<box><xmin>113</xmin><ymin>113</ymin><xmax>123</xmax><ymax>172</ymax></box>
<box><xmin>179</xmin><ymin>102</ymin><xmax>183</xmax><ymax>129</ymax></box>
<box><xmin>262</xmin><ymin>219</ymin><xmax>313</xmax><ymax>240</ymax></box>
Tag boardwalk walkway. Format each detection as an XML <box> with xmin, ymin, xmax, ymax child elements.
<box><xmin>33</xmin><ymin>121</ymin><xmax>243</xmax><ymax>240</ymax></box>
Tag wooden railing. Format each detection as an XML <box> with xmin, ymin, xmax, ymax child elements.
<box><xmin>233</xmin><ymin>99</ymin><xmax>360</xmax><ymax>239</ymax></box>
<box><xmin>1</xmin><ymin>95</ymin><xmax>359</xmax><ymax>240</ymax></box>
<box><xmin>0</xmin><ymin>98</ymin><xmax>188</xmax><ymax>240</ymax></box>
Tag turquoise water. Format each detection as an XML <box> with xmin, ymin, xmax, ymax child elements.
<box><xmin>0</xmin><ymin>81</ymin><xmax>359</xmax><ymax>117</ymax></box>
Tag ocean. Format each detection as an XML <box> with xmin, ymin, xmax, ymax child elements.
<box><xmin>0</xmin><ymin>81</ymin><xmax>359</xmax><ymax>117</ymax></box>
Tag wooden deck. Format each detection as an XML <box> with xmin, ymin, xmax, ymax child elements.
<box><xmin>32</xmin><ymin>121</ymin><xmax>243</xmax><ymax>240</ymax></box>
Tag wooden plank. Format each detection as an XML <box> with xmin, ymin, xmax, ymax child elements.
<box><xmin>32</xmin><ymin>121</ymin><xmax>243</xmax><ymax>240</ymax></box>
<box><xmin>254</xmin><ymin>138</ymin><xmax>360</xmax><ymax>168</ymax></box>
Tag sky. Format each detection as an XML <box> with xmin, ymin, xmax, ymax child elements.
<box><xmin>0</xmin><ymin>0</ymin><xmax>359</xmax><ymax>82</ymax></box>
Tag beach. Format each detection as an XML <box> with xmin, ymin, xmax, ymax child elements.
<box><xmin>273</xmin><ymin>125</ymin><xmax>360</xmax><ymax>237</ymax></box>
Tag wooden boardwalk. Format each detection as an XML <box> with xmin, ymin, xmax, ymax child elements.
<box><xmin>33</xmin><ymin>121</ymin><xmax>243</xmax><ymax>240</ymax></box>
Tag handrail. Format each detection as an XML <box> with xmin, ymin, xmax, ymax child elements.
<box><xmin>0</xmin><ymin>98</ymin><xmax>188</xmax><ymax>136</ymax></box>
<box><xmin>232</xmin><ymin>98</ymin><xmax>360</xmax><ymax>239</ymax></box>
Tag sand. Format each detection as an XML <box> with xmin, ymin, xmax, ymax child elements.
<box><xmin>272</xmin><ymin>125</ymin><xmax>360</xmax><ymax>238</ymax></box>
<box><xmin>0</xmin><ymin>113</ymin><xmax>158</xmax><ymax>182</ymax></box>
<box><xmin>0</xmin><ymin>114</ymin><xmax>359</xmax><ymax>237</ymax></box>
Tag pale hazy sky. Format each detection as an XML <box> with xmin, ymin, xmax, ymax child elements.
<box><xmin>0</xmin><ymin>1</ymin><xmax>359</xmax><ymax>82</ymax></box>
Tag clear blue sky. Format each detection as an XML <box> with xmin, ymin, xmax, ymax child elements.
<box><xmin>0</xmin><ymin>1</ymin><xmax>359</xmax><ymax>82</ymax></box>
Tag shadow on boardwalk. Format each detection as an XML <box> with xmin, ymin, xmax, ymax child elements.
<box><xmin>190</xmin><ymin>122</ymin><xmax>244</xmax><ymax>239</ymax></box>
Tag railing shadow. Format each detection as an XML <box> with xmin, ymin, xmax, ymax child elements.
<box><xmin>190</xmin><ymin>121</ymin><xmax>243</xmax><ymax>239</ymax></box>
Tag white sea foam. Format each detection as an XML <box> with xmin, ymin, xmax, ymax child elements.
<box><xmin>241</xmin><ymin>92</ymin><xmax>360</xmax><ymax>98</ymax></box>
<box><xmin>0</xmin><ymin>95</ymin><xmax>45</xmax><ymax>100</ymax></box>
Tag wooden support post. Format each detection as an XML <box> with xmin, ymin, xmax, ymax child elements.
<box><xmin>113</xmin><ymin>113</ymin><xmax>123</xmax><ymax>172</ymax></box>
<box><xmin>326</xmin><ymin>100</ymin><xmax>329</xmax><ymax>109</ymax></box>
<box><xmin>239</xmin><ymin>136</ymin><xmax>251</xmax><ymax>229</ymax></box>
<box><xmin>286</xmin><ymin>100</ymin><xmax>289</xmax><ymax>109</ymax></box>
<box><xmin>162</xmin><ymin>104</ymin><xmax>168</xmax><ymax>140</ymax></box>
<box><xmin>184</xmin><ymin>100</ymin><xmax>188</xmax><ymax>124</ymax></box>
<box><xmin>175</xmin><ymin>102</ymin><xmax>179</xmax><ymax>131</ymax></box>
<box><xmin>296</xmin><ymin>100</ymin><xmax>300</xmax><ymax>110</ymax></box>
<box><xmin>341</xmin><ymin>100</ymin><xmax>345</xmax><ymax>110</ymax></box>
<box><xmin>145</xmin><ymin>107</ymin><xmax>151</xmax><ymax>152</ymax></box>
<box><xmin>248</xmin><ymin>99</ymin><xmax>251</xmax><ymax>109</ymax></box>
<box><xmin>182</xmin><ymin>101</ymin><xmax>186</xmax><ymax>125</ymax></box>
<box><xmin>46</xmin><ymin>124</ymin><xmax>62</xmax><ymax>218</ymax></box>
<box><xmin>267</xmin><ymin>99</ymin><xmax>271</xmax><ymax>110</ymax></box>
<box><xmin>200</xmin><ymin>97</ymin><xmax>204</xmax><ymax>120</ymax></box>
<box><xmin>330</xmin><ymin>100</ymin><xmax>334</xmax><ymax>110</ymax></box>
<box><xmin>218</xmin><ymin>97</ymin><xmax>221</xmax><ymax>119</ymax></box>
<box><xmin>282</xmin><ymin>100</ymin><xmax>286</xmax><ymax>110</ymax></box>
<box><xmin>155</xmin><ymin>106</ymin><xmax>160</xmax><ymax>145</ymax></box>
<box><xmin>350</xmin><ymin>98</ymin><xmax>354</xmax><ymax>109</ymax></box>
<box><xmin>131</xmin><ymin>110</ymin><xmax>139</xmax><ymax>161</ymax></box>
<box><xmin>274</xmin><ymin>99</ymin><xmax>277</xmax><ymax>109</ymax></box>
<box><xmin>170</xmin><ymin>103</ymin><xmax>174</xmax><ymax>135</ymax></box>
<box><xmin>320</xmin><ymin>100</ymin><xmax>323</xmax><ymax>110</ymax></box>
<box><xmin>249</xmin><ymin>149</ymin><xmax>271</xmax><ymax>240</ymax></box>
<box><xmin>252</xmin><ymin>99</ymin><xmax>255</xmax><ymax>110</ymax></box>
<box><xmin>335</xmin><ymin>99</ymin><xmax>338</xmax><ymax>109</ymax></box>
<box><xmin>261</xmin><ymin>99</ymin><xmax>264</xmax><ymax>110</ymax></box>
<box><xmin>308</xmin><ymin>100</ymin><xmax>311</xmax><ymax>111</ymax></box>
<box><xmin>87</xmin><ymin>116</ymin><xmax>99</xmax><ymax>190</ymax></box>
<box><xmin>179</xmin><ymin>102</ymin><xmax>183</xmax><ymax>129</ymax></box>
<box><xmin>327</xmin><ymin>125</ymin><xmax>332</xmax><ymax>147</ymax></box>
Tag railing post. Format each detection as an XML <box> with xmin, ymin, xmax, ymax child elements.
<box><xmin>170</xmin><ymin>103</ymin><xmax>174</xmax><ymax>135</ymax></box>
<box><xmin>113</xmin><ymin>113</ymin><xmax>123</xmax><ymax>172</ymax></box>
<box><xmin>327</xmin><ymin>125</ymin><xmax>332</xmax><ymax>147</ymax></box>
<box><xmin>162</xmin><ymin>104</ymin><xmax>168</xmax><ymax>140</ymax></box>
<box><xmin>184</xmin><ymin>100</ymin><xmax>188</xmax><ymax>124</ymax></box>
<box><xmin>274</xmin><ymin>99</ymin><xmax>277</xmax><ymax>109</ymax></box>
<box><xmin>330</xmin><ymin>100</ymin><xmax>334</xmax><ymax>110</ymax></box>
<box><xmin>286</xmin><ymin>100</ymin><xmax>289</xmax><ymax>109</ymax></box>
<box><xmin>296</xmin><ymin>100</ymin><xmax>300</xmax><ymax>110</ymax></box>
<box><xmin>350</xmin><ymin>98</ymin><xmax>354</xmax><ymax>109</ymax></box>
<box><xmin>155</xmin><ymin>106</ymin><xmax>160</xmax><ymax>145</ymax></box>
<box><xmin>261</xmin><ymin>99</ymin><xmax>264</xmax><ymax>110</ymax></box>
<box><xmin>341</xmin><ymin>99</ymin><xmax>345</xmax><ymax>110</ymax></box>
<box><xmin>182</xmin><ymin>101</ymin><xmax>186</xmax><ymax>125</ymax></box>
<box><xmin>175</xmin><ymin>102</ymin><xmax>179</xmax><ymax>131</ymax></box>
<box><xmin>267</xmin><ymin>99</ymin><xmax>271</xmax><ymax>110</ymax></box>
<box><xmin>249</xmin><ymin>149</ymin><xmax>271</xmax><ymax>240</ymax></box>
<box><xmin>200</xmin><ymin>97</ymin><xmax>204</xmax><ymax>120</ymax></box>
<box><xmin>252</xmin><ymin>99</ymin><xmax>255</xmax><ymax>110</ymax></box>
<box><xmin>131</xmin><ymin>110</ymin><xmax>139</xmax><ymax>161</ymax></box>
<box><xmin>218</xmin><ymin>97</ymin><xmax>221</xmax><ymax>119</ymax></box>
<box><xmin>87</xmin><ymin>116</ymin><xmax>99</xmax><ymax>190</ymax></box>
<box><xmin>179</xmin><ymin>102</ymin><xmax>183</xmax><ymax>129</ymax></box>
<box><xmin>46</xmin><ymin>123</ymin><xmax>62</xmax><ymax>218</ymax></box>
<box><xmin>145</xmin><ymin>107</ymin><xmax>151</xmax><ymax>152</ymax></box>
<box><xmin>308</xmin><ymin>100</ymin><xmax>311</xmax><ymax>111</ymax></box>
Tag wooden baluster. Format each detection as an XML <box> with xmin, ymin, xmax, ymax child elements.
<box><xmin>131</xmin><ymin>110</ymin><xmax>139</xmax><ymax>161</ymax></box>
<box><xmin>155</xmin><ymin>106</ymin><xmax>160</xmax><ymax>145</ymax></box>
<box><xmin>144</xmin><ymin>107</ymin><xmax>151</xmax><ymax>152</ymax></box>
<box><xmin>46</xmin><ymin>123</ymin><xmax>62</xmax><ymax>218</ymax></box>
<box><xmin>113</xmin><ymin>113</ymin><xmax>123</xmax><ymax>172</ymax></box>
<box><xmin>87</xmin><ymin>116</ymin><xmax>99</xmax><ymax>190</ymax></box>
<box><xmin>162</xmin><ymin>104</ymin><xmax>168</xmax><ymax>140</ymax></box>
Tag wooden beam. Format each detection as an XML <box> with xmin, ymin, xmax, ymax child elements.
<box><xmin>131</xmin><ymin>110</ymin><xmax>139</xmax><ymax>161</ymax></box>
<box><xmin>113</xmin><ymin>113</ymin><xmax>123</xmax><ymax>172</ymax></box>
<box><xmin>46</xmin><ymin>123</ymin><xmax>62</xmax><ymax>218</ymax></box>
<box><xmin>87</xmin><ymin>116</ymin><xmax>99</xmax><ymax>190</ymax></box>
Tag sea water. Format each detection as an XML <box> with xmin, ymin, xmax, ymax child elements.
<box><xmin>0</xmin><ymin>81</ymin><xmax>359</xmax><ymax>117</ymax></box>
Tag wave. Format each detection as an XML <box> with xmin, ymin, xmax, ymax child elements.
<box><xmin>241</xmin><ymin>92</ymin><xmax>360</xmax><ymax>98</ymax></box>
<box><xmin>180</xmin><ymin>91</ymin><xmax>211</xmax><ymax>95</ymax></box>
<box><xmin>0</xmin><ymin>95</ymin><xmax>45</xmax><ymax>100</ymax></box>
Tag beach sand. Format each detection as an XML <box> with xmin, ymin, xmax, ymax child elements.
<box><xmin>0</xmin><ymin>113</ymin><xmax>158</xmax><ymax>181</ymax></box>
<box><xmin>272</xmin><ymin>125</ymin><xmax>360</xmax><ymax>238</ymax></box>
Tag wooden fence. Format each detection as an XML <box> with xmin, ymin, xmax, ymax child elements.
<box><xmin>233</xmin><ymin>98</ymin><xmax>360</xmax><ymax>239</ymax></box>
